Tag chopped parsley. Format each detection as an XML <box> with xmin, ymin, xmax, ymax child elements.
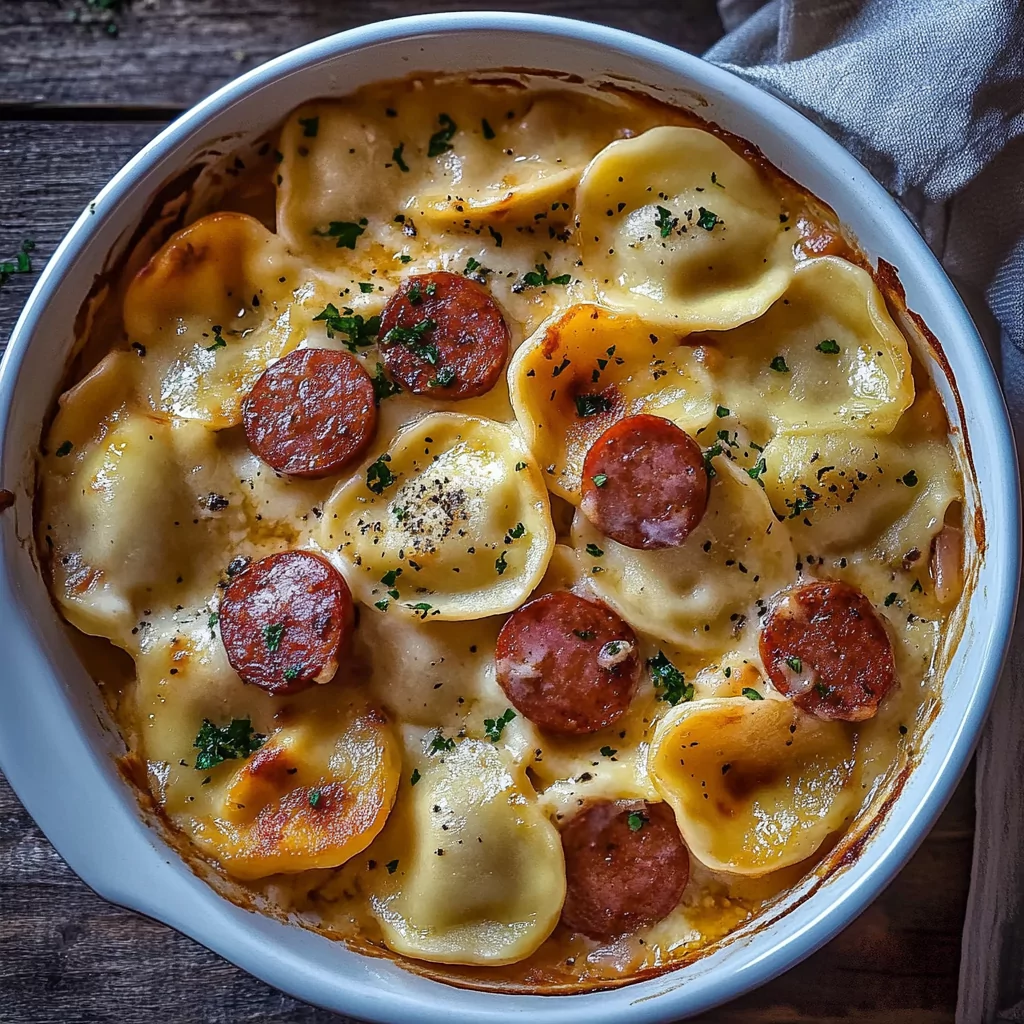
<box><xmin>647</xmin><ymin>651</ymin><xmax>693</xmax><ymax>705</ymax></box>
<box><xmin>655</xmin><ymin>205</ymin><xmax>677</xmax><ymax>237</ymax></box>
<box><xmin>902</xmin><ymin>470</ymin><xmax>919</xmax><ymax>486</ymax></box>
<box><xmin>494</xmin><ymin>551</ymin><xmax>509</xmax><ymax>575</ymax></box>
<box><xmin>574</xmin><ymin>393</ymin><xmax>613</xmax><ymax>417</ymax></box>
<box><xmin>507</xmin><ymin>522</ymin><xmax>526</xmax><ymax>540</ymax></box>
<box><xmin>308</xmin><ymin>789</ymin><xmax>322</xmax><ymax>808</ymax></box>
<box><xmin>283</xmin><ymin>666</ymin><xmax>301</xmax><ymax>681</ymax></box>
<box><xmin>205</xmin><ymin>324</ymin><xmax>227</xmax><ymax>351</ymax></box>
<box><xmin>314</xmin><ymin>218</ymin><xmax>368</xmax><ymax>249</ymax></box>
<box><xmin>429</xmin><ymin>731</ymin><xmax>455</xmax><ymax>754</ymax></box>
<box><xmin>0</xmin><ymin>238</ymin><xmax>34</xmax><ymax>287</ymax></box>
<box><xmin>193</xmin><ymin>717</ymin><xmax>265</xmax><ymax>771</ymax></box>
<box><xmin>481</xmin><ymin>118</ymin><xmax>496</xmax><ymax>140</ymax></box>
<box><xmin>747</xmin><ymin>457</ymin><xmax>768</xmax><ymax>483</ymax></box>
<box><xmin>696</xmin><ymin>207</ymin><xmax>719</xmax><ymax>230</ymax></box>
<box><xmin>742</xmin><ymin>687</ymin><xmax>763</xmax><ymax>700</ymax></box>
<box><xmin>358</xmin><ymin>281</ymin><xmax>375</xmax><ymax>293</ymax></box>
<box><xmin>585</xmin><ymin>543</ymin><xmax>604</xmax><ymax>558</ymax></box>
<box><xmin>816</xmin><ymin>338</ymin><xmax>840</xmax><ymax>354</ymax></box>
<box><xmin>392</xmin><ymin>142</ymin><xmax>410</xmax><ymax>172</ymax></box>
<box><xmin>374</xmin><ymin>599</ymin><xmax>389</xmax><ymax>611</ymax></box>
<box><xmin>518</xmin><ymin>263</ymin><xmax>571</xmax><ymax>289</ymax></box>
<box><xmin>366</xmin><ymin>454</ymin><xmax>396</xmax><ymax>494</ymax></box>
<box><xmin>312</xmin><ymin>304</ymin><xmax>381</xmax><ymax>351</ymax></box>
<box><xmin>703</xmin><ymin>442</ymin><xmax>723</xmax><ymax>478</ymax></box>
<box><xmin>627</xmin><ymin>810</ymin><xmax>648</xmax><ymax>832</ymax></box>
<box><xmin>716</xmin><ymin>405</ymin><xmax>730</xmax><ymax>418</ymax></box>
<box><xmin>574</xmin><ymin>629</ymin><xmax>596</xmax><ymax>640</ymax></box>
<box><xmin>386</xmin><ymin>859</ymin><xmax>399</xmax><ymax>874</ymax></box>
<box><xmin>263</xmin><ymin>623</ymin><xmax>285</xmax><ymax>653</ymax></box>
<box><xmin>384</xmin><ymin>318</ymin><xmax>438</xmax><ymax>364</ymax></box>
<box><xmin>770</xmin><ymin>355</ymin><xmax>790</xmax><ymax>373</ymax></box>
<box><xmin>488</xmin><ymin>225</ymin><xmax>503</xmax><ymax>248</ymax></box>
<box><xmin>885</xmin><ymin>592</ymin><xmax>898</xmax><ymax>606</ymax></box>
<box><xmin>592</xmin><ymin>473</ymin><xmax>608</xmax><ymax>487</ymax></box>
<box><xmin>600</xmin><ymin>746</ymin><xmax>618</xmax><ymax>757</ymax></box>
<box><xmin>484</xmin><ymin>708</ymin><xmax>516</xmax><ymax>741</ymax></box>
<box><xmin>514</xmin><ymin>461</ymin><xmax>527</xmax><ymax>472</ymax></box>
<box><xmin>427</xmin><ymin>113</ymin><xmax>458</xmax><ymax>157</ymax></box>
<box><xmin>785</xmin><ymin>655</ymin><xmax>802</xmax><ymax>673</ymax></box>
<box><xmin>208</xmin><ymin>611</ymin><xmax>219</xmax><ymax>631</ymax></box>
<box><xmin>911</xmin><ymin>579</ymin><xmax>923</xmax><ymax>593</ymax></box>
<box><xmin>55</xmin><ymin>440</ymin><xmax>74</xmax><ymax>457</ymax></box>
<box><xmin>409</xmin><ymin>602</ymin><xmax>433</xmax><ymax>619</ymax></box>
<box><xmin>372</xmin><ymin>362</ymin><xmax>402</xmax><ymax>403</ymax></box>
<box><xmin>428</xmin><ymin>366</ymin><xmax>456</xmax><ymax>389</ymax></box>
<box><xmin>298</xmin><ymin>115</ymin><xmax>319</xmax><ymax>137</ymax></box>
<box><xmin>410</xmin><ymin>768</ymin><xmax>422</xmax><ymax>786</ymax></box>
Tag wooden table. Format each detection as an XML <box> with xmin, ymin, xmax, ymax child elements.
<box><xmin>0</xmin><ymin>3</ymin><xmax>973</xmax><ymax>1021</ymax></box>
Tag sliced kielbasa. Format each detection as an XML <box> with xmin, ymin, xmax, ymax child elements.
<box><xmin>378</xmin><ymin>271</ymin><xmax>509</xmax><ymax>400</ymax></box>
<box><xmin>218</xmin><ymin>550</ymin><xmax>353</xmax><ymax>695</ymax></box>
<box><xmin>561</xmin><ymin>801</ymin><xmax>690</xmax><ymax>941</ymax></box>
<box><xmin>580</xmin><ymin>414</ymin><xmax>708</xmax><ymax>550</ymax></box>
<box><xmin>759</xmin><ymin>580</ymin><xmax>897</xmax><ymax>721</ymax></box>
<box><xmin>494</xmin><ymin>591</ymin><xmax>640</xmax><ymax>734</ymax></box>
<box><xmin>242</xmin><ymin>348</ymin><xmax>377</xmax><ymax>478</ymax></box>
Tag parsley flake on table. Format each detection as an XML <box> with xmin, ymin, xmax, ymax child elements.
<box><xmin>192</xmin><ymin>717</ymin><xmax>265</xmax><ymax>771</ymax></box>
<box><xmin>313</xmin><ymin>218</ymin><xmax>368</xmax><ymax>249</ymax></box>
<box><xmin>0</xmin><ymin>238</ymin><xmax>34</xmax><ymax>287</ymax></box>
<box><xmin>574</xmin><ymin>393</ymin><xmax>613</xmax><ymax>417</ymax></box>
<box><xmin>392</xmin><ymin>141</ymin><xmax>410</xmax><ymax>172</ymax></box>
<box><xmin>696</xmin><ymin>207</ymin><xmax>719</xmax><ymax>230</ymax></box>
<box><xmin>484</xmin><ymin>708</ymin><xmax>516</xmax><ymax>742</ymax></box>
<box><xmin>263</xmin><ymin>622</ymin><xmax>284</xmax><ymax>652</ymax></box>
<box><xmin>648</xmin><ymin>651</ymin><xmax>694</xmax><ymax>705</ymax></box>
<box><xmin>627</xmin><ymin>810</ymin><xmax>648</xmax><ymax>832</ymax></box>
<box><xmin>816</xmin><ymin>338</ymin><xmax>840</xmax><ymax>354</ymax></box>
<box><xmin>366</xmin><ymin>454</ymin><xmax>396</xmax><ymax>494</ymax></box>
<box><xmin>427</xmin><ymin>113</ymin><xmax>458</xmax><ymax>157</ymax></box>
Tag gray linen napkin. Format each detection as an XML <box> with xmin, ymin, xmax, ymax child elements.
<box><xmin>705</xmin><ymin>3</ymin><xmax>1024</xmax><ymax>1021</ymax></box>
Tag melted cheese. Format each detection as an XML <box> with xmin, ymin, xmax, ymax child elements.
<box><xmin>649</xmin><ymin>697</ymin><xmax>859</xmax><ymax>874</ymax></box>
<box><xmin>368</xmin><ymin>738</ymin><xmax>565</xmax><ymax>965</ymax></box>
<box><xmin>573</xmin><ymin>456</ymin><xmax>795</xmax><ymax>653</ymax></box>
<box><xmin>509</xmin><ymin>302</ymin><xmax>715</xmax><ymax>502</ymax></box>
<box><xmin>577</xmin><ymin>126</ymin><xmax>796</xmax><ymax>330</ymax></box>
<box><xmin>321</xmin><ymin>413</ymin><xmax>555</xmax><ymax>620</ymax></box>
<box><xmin>34</xmin><ymin>73</ymin><xmax>969</xmax><ymax>989</ymax></box>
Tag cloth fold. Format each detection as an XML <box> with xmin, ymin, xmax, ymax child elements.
<box><xmin>706</xmin><ymin>3</ymin><xmax>1024</xmax><ymax>1021</ymax></box>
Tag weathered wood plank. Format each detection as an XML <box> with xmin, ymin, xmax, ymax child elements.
<box><xmin>0</xmin><ymin>0</ymin><xmax>725</xmax><ymax>110</ymax></box>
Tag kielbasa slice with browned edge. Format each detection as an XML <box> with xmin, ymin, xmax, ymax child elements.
<box><xmin>378</xmin><ymin>271</ymin><xmax>509</xmax><ymax>399</ymax></box>
<box><xmin>759</xmin><ymin>580</ymin><xmax>897</xmax><ymax>722</ymax></box>
<box><xmin>219</xmin><ymin>551</ymin><xmax>354</xmax><ymax>696</ymax></box>
<box><xmin>242</xmin><ymin>348</ymin><xmax>377</xmax><ymax>478</ymax></box>
<box><xmin>494</xmin><ymin>591</ymin><xmax>640</xmax><ymax>734</ymax></box>
<box><xmin>580</xmin><ymin>414</ymin><xmax>708</xmax><ymax>550</ymax></box>
<box><xmin>561</xmin><ymin>801</ymin><xmax>690</xmax><ymax>941</ymax></box>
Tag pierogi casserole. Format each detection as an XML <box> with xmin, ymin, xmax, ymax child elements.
<box><xmin>35</xmin><ymin>73</ymin><xmax>969</xmax><ymax>990</ymax></box>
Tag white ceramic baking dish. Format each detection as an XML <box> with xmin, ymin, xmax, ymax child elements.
<box><xmin>0</xmin><ymin>13</ymin><xmax>1018</xmax><ymax>1023</ymax></box>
